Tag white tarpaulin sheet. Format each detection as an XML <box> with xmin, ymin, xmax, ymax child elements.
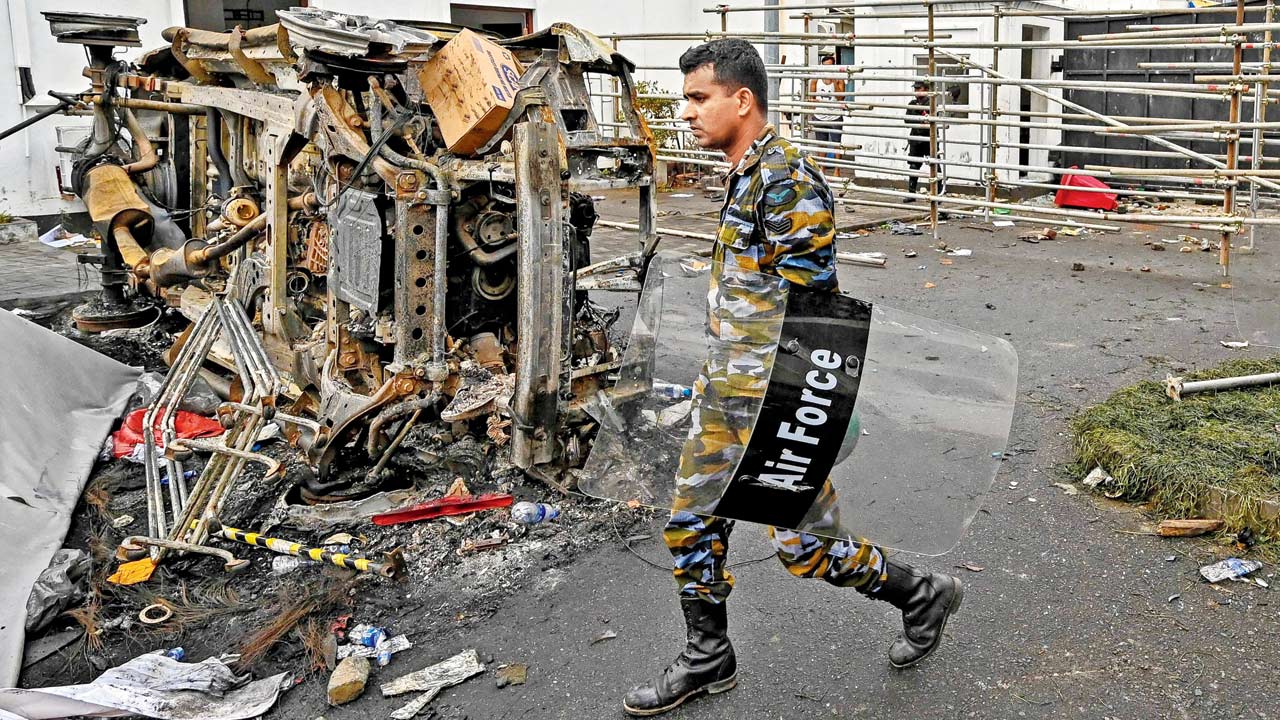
<box><xmin>0</xmin><ymin>309</ymin><xmax>139</xmax><ymax>686</ymax></box>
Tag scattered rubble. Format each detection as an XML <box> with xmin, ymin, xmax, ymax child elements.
<box><xmin>1200</xmin><ymin>558</ymin><xmax>1264</xmax><ymax>584</ymax></box>
<box><xmin>0</xmin><ymin>653</ymin><xmax>287</xmax><ymax>720</ymax></box>
<box><xmin>494</xmin><ymin>663</ymin><xmax>528</xmax><ymax>688</ymax></box>
<box><xmin>327</xmin><ymin>656</ymin><xmax>370</xmax><ymax>706</ymax></box>
<box><xmin>382</xmin><ymin>649</ymin><xmax>485</xmax><ymax>719</ymax></box>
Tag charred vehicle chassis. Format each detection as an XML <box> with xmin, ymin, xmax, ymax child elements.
<box><xmin>39</xmin><ymin>10</ymin><xmax>658</xmax><ymax>558</ymax></box>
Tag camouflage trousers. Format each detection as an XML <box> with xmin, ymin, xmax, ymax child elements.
<box><xmin>663</xmin><ymin>371</ymin><xmax>886</xmax><ymax>604</ymax></box>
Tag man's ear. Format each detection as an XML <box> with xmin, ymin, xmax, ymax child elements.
<box><xmin>735</xmin><ymin>87</ymin><xmax>756</xmax><ymax>118</ymax></box>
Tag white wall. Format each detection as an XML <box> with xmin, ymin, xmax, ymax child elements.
<box><xmin>0</xmin><ymin>0</ymin><xmax>1204</xmax><ymax>218</ymax></box>
<box><xmin>0</xmin><ymin>0</ymin><xmax>182</xmax><ymax>218</ymax></box>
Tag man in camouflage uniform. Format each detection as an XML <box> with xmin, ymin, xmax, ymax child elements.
<box><xmin>623</xmin><ymin>39</ymin><xmax>965</xmax><ymax>717</ymax></box>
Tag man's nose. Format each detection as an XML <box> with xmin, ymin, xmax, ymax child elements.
<box><xmin>679</xmin><ymin>102</ymin><xmax>695</xmax><ymax>122</ymax></box>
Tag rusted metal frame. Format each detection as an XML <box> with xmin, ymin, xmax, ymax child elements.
<box><xmin>171</xmin><ymin>437</ymin><xmax>283</xmax><ymax>479</ymax></box>
<box><xmin>314</xmin><ymin>370</ymin><xmax>425</xmax><ymax>480</ymax></box>
<box><xmin>176</xmin><ymin>84</ymin><xmax>295</xmax><ymax>128</ymax></box>
<box><xmin>222</xmin><ymin>295</ymin><xmax>283</xmax><ymax>410</ymax></box>
<box><xmin>154</xmin><ymin>312</ymin><xmax>219</xmax><ymax>513</ymax></box>
<box><xmin>228</xmin><ymin>26</ymin><xmax>276</xmax><ymax>85</ymax></box>
<box><xmin>366</xmin><ymin>81</ymin><xmax>448</xmax><ymax>367</ymax></box>
<box><xmin>188</xmin><ymin>312</ymin><xmax>272</xmax><ymax>547</ymax></box>
<box><xmin>367</xmin><ymin>408</ymin><xmax>423</xmax><ymax>480</ymax></box>
<box><xmin>612</xmin><ymin>61</ymin><xmax>658</xmax><ymax>251</ymax></box>
<box><xmin>221</xmin><ymin>401</ymin><xmax>322</xmax><ymax>434</ymax></box>
<box><xmin>119</xmin><ymin>535</ymin><xmax>249</xmax><ymax>572</ymax></box>
<box><xmin>157</xmin><ymin>304</ymin><xmax>225</xmax><ymax>517</ymax></box>
<box><xmin>141</xmin><ymin>304</ymin><xmax>219</xmax><ymax>542</ymax></box>
<box><xmin>312</xmin><ymin>86</ymin><xmax>400</xmax><ymax>188</ymax></box>
<box><xmin>87</xmin><ymin>95</ymin><xmax>205</xmax><ymax>114</ymax></box>
<box><xmin>166</xmin><ymin>299</ymin><xmax>261</xmax><ymax>555</ymax></box>
<box><xmin>159</xmin><ymin>307</ymin><xmax>247</xmax><ymax>560</ymax></box>
<box><xmin>391</xmin><ymin>200</ymin><xmax>441</xmax><ymax>365</ymax></box>
<box><xmin>263</xmin><ymin>132</ymin><xmax>291</xmax><ymax>337</ymax></box>
<box><xmin>152</xmin><ymin>294</ymin><xmax>273</xmax><ymax>562</ymax></box>
<box><xmin>161</xmin><ymin>24</ymin><xmax>281</xmax><ymax>49</ymax></box>
<box><xmin>1222</xmin><ymin>0</ymin><xmax>1247</xmax><ymax>277</ymax></box>
<box><xmin>193</xmin><ymin>414</ymin><xmax>264</xmax><ymax>547</ymax></box>
<box><xmin>512</xmin><ymin>118</ymin><xmax>570</xmax><ymax>469</ymax></box>
<box><xmin>170</xmin><ymin>29</ymin><xmax>215</xmax><ymax>84</ymax></box>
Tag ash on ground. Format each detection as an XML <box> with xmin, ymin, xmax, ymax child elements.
<box><xmin>18</xmin><ymin>301</ymin><xmax>654</xmax><ymax>696</ymax></box>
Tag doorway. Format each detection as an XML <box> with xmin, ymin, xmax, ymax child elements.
<box><xmin>1019</xmin><ymin>24</ymin><xmax>1051</xmax><ymax>177</ymax></box>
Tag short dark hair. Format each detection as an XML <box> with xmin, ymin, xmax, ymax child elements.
<box><xmin>678</xmin><ymin>38</ymin><xmax>768</xmax><ymax>114</ymax></box>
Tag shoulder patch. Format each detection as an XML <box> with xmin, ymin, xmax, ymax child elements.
<box><xmin>763</xmin><ymin>184</ymin><xmax>798</xmax><ymax>207</ymax></box>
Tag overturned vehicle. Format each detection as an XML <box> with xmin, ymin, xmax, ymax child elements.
<box><xmin>47</xmin><ymin>10</ymin><xmax>658</xmax><ymax>562</ymax></box>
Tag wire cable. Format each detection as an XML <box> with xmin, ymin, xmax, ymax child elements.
<box><xmin>610</xmin><ymin>513</ymin><xmax>776</xmax><ymax>572</ymax></box>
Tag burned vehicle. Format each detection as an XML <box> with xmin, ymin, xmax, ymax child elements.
<box><xmin>43</xmin><ymin>10</ymin><xmax>657</xmax><ymax>562</ymax></box>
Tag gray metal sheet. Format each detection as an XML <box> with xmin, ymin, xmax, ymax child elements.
<box><xmin>330</xmin><ymin>190</ymin><xmax>384</xmax><ymax>314</ymax></box>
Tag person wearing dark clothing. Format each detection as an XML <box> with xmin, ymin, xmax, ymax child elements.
<box><xmin>905</xmin><ymin>80</ymin><xmax>931</xmax><ymax>202</ymax></box>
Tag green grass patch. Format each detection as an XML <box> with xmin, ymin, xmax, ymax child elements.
<box><xmin>1070</xmin><ymin>356</ymin><xmax>1280</xmax><ymax>539</ymax></box>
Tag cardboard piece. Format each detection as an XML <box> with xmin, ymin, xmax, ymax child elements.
<box><xmin>419</xmin><ymin>29</ymin><xmax>523</xmax><ymax>155</ymax></box>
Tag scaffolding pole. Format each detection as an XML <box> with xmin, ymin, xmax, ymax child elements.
<box><xmin>605</xmin><ymin>1</ymin><xmax>1280</xmax><ymax>275</ymax></box>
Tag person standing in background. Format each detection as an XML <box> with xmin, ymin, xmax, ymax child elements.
<box><xmin>904</xmin><ymin>79</ymin><xmax>931</xmax><ymax>202</ymax></box>
<box><xmin>808</xmin><ymin>53</ymin><xmax>846</xmax><ymax>179</ymax></box>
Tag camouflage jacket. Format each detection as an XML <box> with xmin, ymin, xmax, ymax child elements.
<box><xmin>706</xmin><ymin>124</ymin><xmax>840</xmax><ymax>395</ymax></box>
<box><xmin>713</xmin><ymin>124</ymin><xmax>839</xmax><ymax>290</ymax></box>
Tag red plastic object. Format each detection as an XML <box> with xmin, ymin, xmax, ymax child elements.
<box><xmin>1054</xmin><ymin>168</ymin><xmax>1118</xmax><ymax>211</ymax></box>
<box><xmin>111</xmin><ymin>408</ymin><xmax>225</xmax><ymax>459</ymax></box>
<box><xmin>372</xmin><ymin>492</ymin><xmax>515</xmax><ymax>526</ymax></box>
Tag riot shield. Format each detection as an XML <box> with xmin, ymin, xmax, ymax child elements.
<box><xmin>580</xmin><ymin>251</ymin><xmax>1019</xmax><ymax>555</ymax></box>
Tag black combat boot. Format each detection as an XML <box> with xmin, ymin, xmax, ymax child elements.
<box><xmin>623</xmin><ymin>599</ymin><xmax>738</xmax><ymax>716</ymax></box>
<box><xmin>867</xmin><ymin>558</ymin><xmax>964</xmax><ymax>668</ymax></box>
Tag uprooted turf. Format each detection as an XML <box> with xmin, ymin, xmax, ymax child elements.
<box><xmin>1071</xmin><ymin>356</ymin><xmax>1280</xmax><ymax>538</ymax></box>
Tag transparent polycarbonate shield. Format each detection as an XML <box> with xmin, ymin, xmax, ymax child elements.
<box><xmin>581</xmin><ymin>252</ymin><xmax>782</xmax><ymax>515</ymax></box>
<box><xmin>580</xmin><ymin>251</ymin><xmax>1019</xmax><ymax>555</ymax></box>
<box><xmin>1229</xmin><ymin>248</ymin><xmax>1280</xmax><ymax>349</ymax></box>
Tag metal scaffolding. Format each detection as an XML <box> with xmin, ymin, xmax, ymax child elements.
<box><xmin>600</xmin><ymin>0</ymin><xmax>1280</xmax><ymax>276</ymax></box>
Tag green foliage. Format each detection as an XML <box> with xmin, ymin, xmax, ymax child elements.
<box><xmin>1071</xmin><ymin>356</ymin><xmax>1280</xmax><ymax>548</ymax></box>
<box><xmin>630</xmin><ymin>80</ymin><xmax>681</xmax><ymax>150</ymax></box>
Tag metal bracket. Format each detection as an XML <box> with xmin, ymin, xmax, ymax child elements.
<box><xmin>228</xmin><ymin>26</ymin><xmax>276</xmax><ymax>85</ymax></box>
<box><xmin>475</xmin><ymin>83</ymin><xmax>550</xmax><ymax>156</ymax></box>
<box><xmin>170</xmin><ymin>29</ymin><xmax>215</xmax><ymax>84</ymax></box>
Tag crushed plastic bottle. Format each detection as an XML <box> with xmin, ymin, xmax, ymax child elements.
<box><xmin>349</xmin><ymin>624</ymin><xmax>388</xmax><ymax>649</ymax></box>
<box><xmin>511</xmin><ymin>501</ymin><xmax>561</xmax><ymax>525</ymax></box>
<box><xmin>652</xmin><ymin>381</ymin><xmax>692</xmax><ymax>400</ymax></box>
<box><xmin>375</xmin><ymin>638</ymin><xmax>393</xmax><ymax>667</ymax></box>
<box><xmin>163</xmin><ymin>647</ymin><xmax>185</xmax><ymax>661</ymax></box>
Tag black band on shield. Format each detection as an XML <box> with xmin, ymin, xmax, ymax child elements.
<box><xmin>711</xmin><ymin>290</ymin><xmax>872</xmax><ymax>528</ymax></box>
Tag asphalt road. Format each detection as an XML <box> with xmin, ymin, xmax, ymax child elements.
<box><xmin>302</xmin><ymin>204</ymin><xmax>1280</xmax><ymax>720</ymax></box>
